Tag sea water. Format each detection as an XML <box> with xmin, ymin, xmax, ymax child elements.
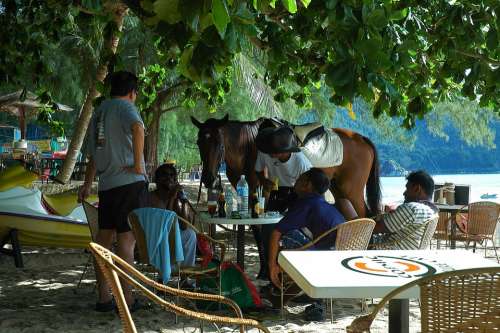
<box><xmin>381</xmin><ymin>173</ymin><xmax>500</xmax><ymax>205</ymax></box>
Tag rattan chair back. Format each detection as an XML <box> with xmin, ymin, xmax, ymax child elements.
<box><xmin>347</xmin><ymin>266</ymin><xmax>500</xmax><ymax>333</ymax></box>
<box><xmin>82</xmin><ymin>201</ymin><xmax>99</xmax><ymax>242</ymax></box>
<box><xmin>434</xmin><ymin>211</ymin><xmax>450</xmax><ymax>236</ymax></box>
<box><xmin>418</xmin><ymin>215</ymin><xmax>439</xmax><ymax>249</ymax></box>
<box><xmin>89</xmin><ymin>242</ymin><xmax>269</xmax><ymax>333</ymax></box>
<box><xmin>466</xmin><ymin>201</ymin><xmax>500</xmax><ymax>236</ymax></box>
<box><xmin>90</xmin><ymin>242</ymin><xmax>137</xmax><ymax>333</ymax></box>
<box><xmin>297</xmin><ymin>218</ymin><xmax>376</xmax><ymax>251</ymax></box>
<box><xmin>128</xmin><ymin>212</ymin><xmax>151</xmax><ymax>264</ymax></box>
<box><xmin>335</xmin><ymin>218</ymin><xmax>376</xmax><ymax>250</ymax></box>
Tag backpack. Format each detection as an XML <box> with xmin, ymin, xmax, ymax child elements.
<box><xmin>197</xmin><ymin>262</ymin><xmax>263</xmax><ymax>310</ymax></box>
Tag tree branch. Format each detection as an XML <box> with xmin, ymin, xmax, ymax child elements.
<box><xmin>156</xmin><ymin>80</ymin><xmax>190</xmax><ymax>103</ymax></box>
<box><xmin>454</xmin><ymin>50</ymin><xmax>500</xmax><ymax>66</ymax></box>
<box><xmin>160</xmin><ymin>105</ymin><xmax>183</xmax><ymax>114</ymax></box>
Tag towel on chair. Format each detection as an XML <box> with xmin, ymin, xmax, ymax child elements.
<box><xmin>133</xmin><ymin>208</ymin><xmax>184</xmax><ymax>283</ymax></box>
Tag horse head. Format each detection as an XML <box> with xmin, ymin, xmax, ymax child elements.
<box><xmin>191</xmin><ymin>114</ymin><xmax>229</xmax><ymax>189</ymax></box>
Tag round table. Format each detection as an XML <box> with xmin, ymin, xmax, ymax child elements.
<box><xmin>199</xmin><ymin>212</ymin><xmax>282</xmax><ymax>269</ymax></box>
<box><xmin>436</xmin><ymin>204</ymin><xmax>468</xmax><ymax>249</ymax></box>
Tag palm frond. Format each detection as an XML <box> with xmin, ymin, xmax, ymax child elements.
<box><xmin>233</xmin><ymin>53</ymin><xmax>282</xmax><ymax>117</ymax></box>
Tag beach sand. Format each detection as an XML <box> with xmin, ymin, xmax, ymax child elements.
<box><xmin>2</xmin><ymin>180</ymin><xmax>490</xmax><ymax>333</ymax></box>
<box><xmin>0</xmin><ymin>231</ymin><xmax>424</xmax><ymax>333</ymax></box>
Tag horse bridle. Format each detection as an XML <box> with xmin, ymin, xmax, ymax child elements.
<box><xmin>196</xmin><ymin>128</ymin><xmax>226</xmax><ymax>205</ymax></box>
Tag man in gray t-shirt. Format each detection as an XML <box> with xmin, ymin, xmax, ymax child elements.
<box><xmin>78</xmin><ymin>71</ymin><xmax>147</xmax><ymax>312</ymax></box>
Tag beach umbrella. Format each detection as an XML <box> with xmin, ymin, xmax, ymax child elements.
<box><xmin>0</xmin><ymin>90</ymin><xmax>73</xmax><ymax>139</ymax></box>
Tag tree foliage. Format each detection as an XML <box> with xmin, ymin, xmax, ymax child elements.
<box><xmin>122</xmin><ymin>0</ymin><xmax>499</xmax><ymax>127</ymax></box>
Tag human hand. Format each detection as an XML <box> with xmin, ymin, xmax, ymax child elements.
<box><xmin>123</xmin><ymin>165</ymin><xmax>145</xmax><ymax>175</ymax></box>
<box><xmin>269</xmin><ymin>263</ymin><xmax>282</xmax><ymax>288</ymax></box>
<box><xmin>78</xmin><ymin>184</ymin><xmax>91</xmax><ymax>203</ymax></box>
<box><xmin>262</xmin><ymin>178</ymin><xmax>275</xmax><ymax>193</ymax></box>
<box><xmin>384</xmin><ymin>204</ymin><xmax>396</xmax><ymax>212</ymax></box>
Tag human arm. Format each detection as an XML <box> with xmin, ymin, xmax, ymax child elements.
<box><xmin>123</xmin><ymin>122</ymin><xmax>145</xmax><ymax>175</ymax></box>
<box><xmin>268</xmin><ymin>228</ymin><xmax>283</xmax><ymax>288</ymax></box>
<box><xmin>256</xmin><ymin>170</ymin><xmax>274</xmax><ymax>193</ymax></box>
<box><xmin>255</xmin><ymin>152</ymin><xmax>275</xmax><ymax>192</ymax></box>
<box><xmin>78</xmin><ymin>156</ymin><xmax>96</xmax><ymax>202</ymax></box>
<box><xmin>374</xmin><ymin>204</ymin><xmax>413</xmax><ymax>233</ymax></box>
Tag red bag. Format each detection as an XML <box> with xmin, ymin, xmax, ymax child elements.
<box><xmin>197</xmin><ymin>234</ymin><xmax>213</xmax><ymax>267</ymax></box>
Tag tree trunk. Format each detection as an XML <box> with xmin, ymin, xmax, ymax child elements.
<box><xmin>144</xmin><ymin>105</ymin><xmax>161</xmax><ymax>176</ymax></box>
<box><xmin>55</xmin><ymin>2</ymin><xmax>128</xmax><ymax>184</ymax></box>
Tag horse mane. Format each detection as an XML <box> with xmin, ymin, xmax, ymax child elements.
<box><xmin>224</xmin><ymin>117</ymin><xmax>265</xmax><ymax>147</ymax></box>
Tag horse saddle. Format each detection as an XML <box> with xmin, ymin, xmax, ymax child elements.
<box><xmin>293</xmin><ymin>123</ymin><xmax>343</xmax><ymax>168</ymax></box>
<box><xmin>292</xmin><ymin>122</ymin><xmax>325</xmax><ymax>145</ymax></box>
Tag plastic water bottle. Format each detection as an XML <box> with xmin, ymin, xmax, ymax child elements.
<box><xmin>225</xmin><ymin>186</ymin><xmax>233</xmax><ymax>215</ymax></box>
<box><xmin>236</xmin><ymin>175</ymin><xmax>249</xmax><ymax>217</ymax></box>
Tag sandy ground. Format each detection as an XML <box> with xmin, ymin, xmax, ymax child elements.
<box><xmin>1</xmin><ymin>180</ymin><xmax>496</xmax><ymax>332</ymax></box>
<box><xmin>0</xmin><ymin>232</ymin><xmax>425</xmax><ymax>333</ymax></box>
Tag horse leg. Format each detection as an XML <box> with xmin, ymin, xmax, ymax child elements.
<box><xmin>326</xmin><ymin>166</ymin><xmax>371</xmax><ymax>218</ymax></box>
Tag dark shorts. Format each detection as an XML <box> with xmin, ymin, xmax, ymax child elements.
<box><xmin>98</xmin><ymin>181</ymin><xmax>149</xmax><ymax>233</ymax></box>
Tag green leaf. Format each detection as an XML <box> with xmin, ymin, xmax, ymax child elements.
<box><xmin>225</xmin><ymin>23</ymin><xmax>239</xmax><ymax>53</ymax></box>
<box><xmin>178</xmin><ymin>45</ymin><xmax>200</xmax><ymax>81</ymax></box>
<box><xmin>325</xmin><ymin>62</ymin><xmax>354</xmax><ymax>87</ymax></box>
<box><xmin>389</xmin><ymin>8</ymin><xmax>408</xmax><ymax>21</ymax></box>
<box><xmin>326</xmin><ymin>0</ymin><xmax>338</xmax><ymax>10</ymax></box>
<box><xmin>282</xmin><ymin>0</ymin><xmax>297</xmax><ymax>14</ymax></box>
<box><xmin>364</xmin><ymin>8</ymin><xmax>387</xmax><ymax>30</ymax></box>
<box><xmin>300</xmin><ymin>0</ymin><xmax>311</xmax><ymax>8</ymax></box>
<box><xmin>153</xmin><ymin>0</ymin><xmax>181</xmax><ymax>24</ymax></box>
<box><xmin>486</xmin><ymin>28</ymin><xmax>497</xmax><ymax>51</ymax></box>
<box><xmin>212</xmin><ymin>0</ymin><xmax>231</xmax><ymax>37</ymax></box>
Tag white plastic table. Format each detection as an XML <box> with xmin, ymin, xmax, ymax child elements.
<box><xmin>199</xmin><ymin>212</ymin><xmax>282</xmax><ymax>269</ymax></box>
<box><xmin>278</xmin><ymin>249</ymin><xmax>498</xmax><ymax>332</ymax></box>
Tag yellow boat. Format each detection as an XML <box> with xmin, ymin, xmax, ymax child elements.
<box><xmin>0</xmin><ymin>165</ymin><xmax>92</xmax><ymax>266</ymax></box>
<box><xmin>0</xmin><ymin>211</ymin><xmax>91</xmax><ymax>249</ymax></box>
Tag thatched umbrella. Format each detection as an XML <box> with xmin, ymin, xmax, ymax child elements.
<box><xmin>0</xmin><ymin>90</ymin><xmax>73</xmax><ymax>139</ymax></box>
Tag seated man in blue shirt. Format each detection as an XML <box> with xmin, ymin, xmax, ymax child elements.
<box><xmin>268</xmin><ymin>168</ymin><xmax>346</xmax><ymax>288</ymax></box>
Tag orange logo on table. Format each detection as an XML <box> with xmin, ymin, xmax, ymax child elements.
<box><xmin>341</xmin><ymin>256</ymin><xmax>437</xmax><ymax>278</ymax></box>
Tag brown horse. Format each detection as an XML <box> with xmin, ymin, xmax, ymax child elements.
<box><xmin>191</xmin><ymin>115</ymin><xmax>381</xmax><ymax>218</ymax></box>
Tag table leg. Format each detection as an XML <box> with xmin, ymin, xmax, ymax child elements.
<box><xmin>237</xmin><ymin>225</ymin><xmax>245</xmax><ymax>270</ymax></box>
<box><xmin>389</xmin><ymin>299</ymin><xmax>409</xmax><ymax>333</ymax></box>
<box><xmin>450</xmin><ymin>212</ymin><xmax>457</xmax><ymax>249</ymax></box>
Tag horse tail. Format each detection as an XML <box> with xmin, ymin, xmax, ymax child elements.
<box><xmin>362</xmin><ymin>136</ymin><xmax>381</xmax><ymax>215</ymax></box>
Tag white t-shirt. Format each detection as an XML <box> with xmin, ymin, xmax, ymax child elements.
<box><xmin>255</xmin><ymin>151</ymin><xmax>312</xmax><ymax>187</ymax></box>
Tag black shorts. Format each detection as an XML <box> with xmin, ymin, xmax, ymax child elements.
<box><xmin>98</xmin><ymin>181</ymin><xmax>149</xmax><ymax>233</ymax></box>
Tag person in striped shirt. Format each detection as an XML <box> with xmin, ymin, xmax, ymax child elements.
<box><xmin>373</xmin><ymin>170</ymin><xmax>438</xmax><ymax>250</ymax></box>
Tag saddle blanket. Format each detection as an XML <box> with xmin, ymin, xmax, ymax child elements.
<box><xmin>296</xmin><ymin>126</ymin><xmax>343</xmax><ymax>168</ymax></box>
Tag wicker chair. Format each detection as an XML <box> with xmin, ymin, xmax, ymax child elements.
<box><xmin>347</xmin><ymin>266</ymin><xmax>500</xmax><ymax>333</ymax></box>
<box><xmin>432</xmin><ymin>211</ymin><xmax>451</xmax><ymax>249</ymax></box>
<box><xmin>370</xmin><ymin>215</ymin><xmax>439</xmax><ymax>250</ymax></box>
<box><xmin>449</xmin><ymin>201</ymin><xmax>500</xmax><ymax>262</ymax></box>
<box><xmin>74</xmin><ymin>200</ymin><xmax>100</xmax><ymax>291</ymax></box>
<box><xmin>297</xmin><ymin>218</ymin><xmax>376</xmax><ymax>251</ymax></box>
<box><xmin>279</xmin><ymin>218</ymin><xmax>376</xmax><ymax>319</ymax></box>
<box><xmin>88</xmin><ymin>242</ymin><xmax>269</xmax><ymax>333</ymax></box>
<box><xmin>128</xmin><ymin>210</ymin><xmax>226</xmax><ymax>290</ymax></box>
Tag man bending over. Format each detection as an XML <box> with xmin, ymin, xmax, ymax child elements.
<box><xmin>268</xmin><ymin>168</ymin><xmax>348</xmax><ymax>288</ymax></box>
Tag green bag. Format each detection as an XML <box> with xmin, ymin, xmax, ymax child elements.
<box><xmin>198</xmin><ymin>262</ymin><xmax>263</xmax><ymax>310</ymax></box>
